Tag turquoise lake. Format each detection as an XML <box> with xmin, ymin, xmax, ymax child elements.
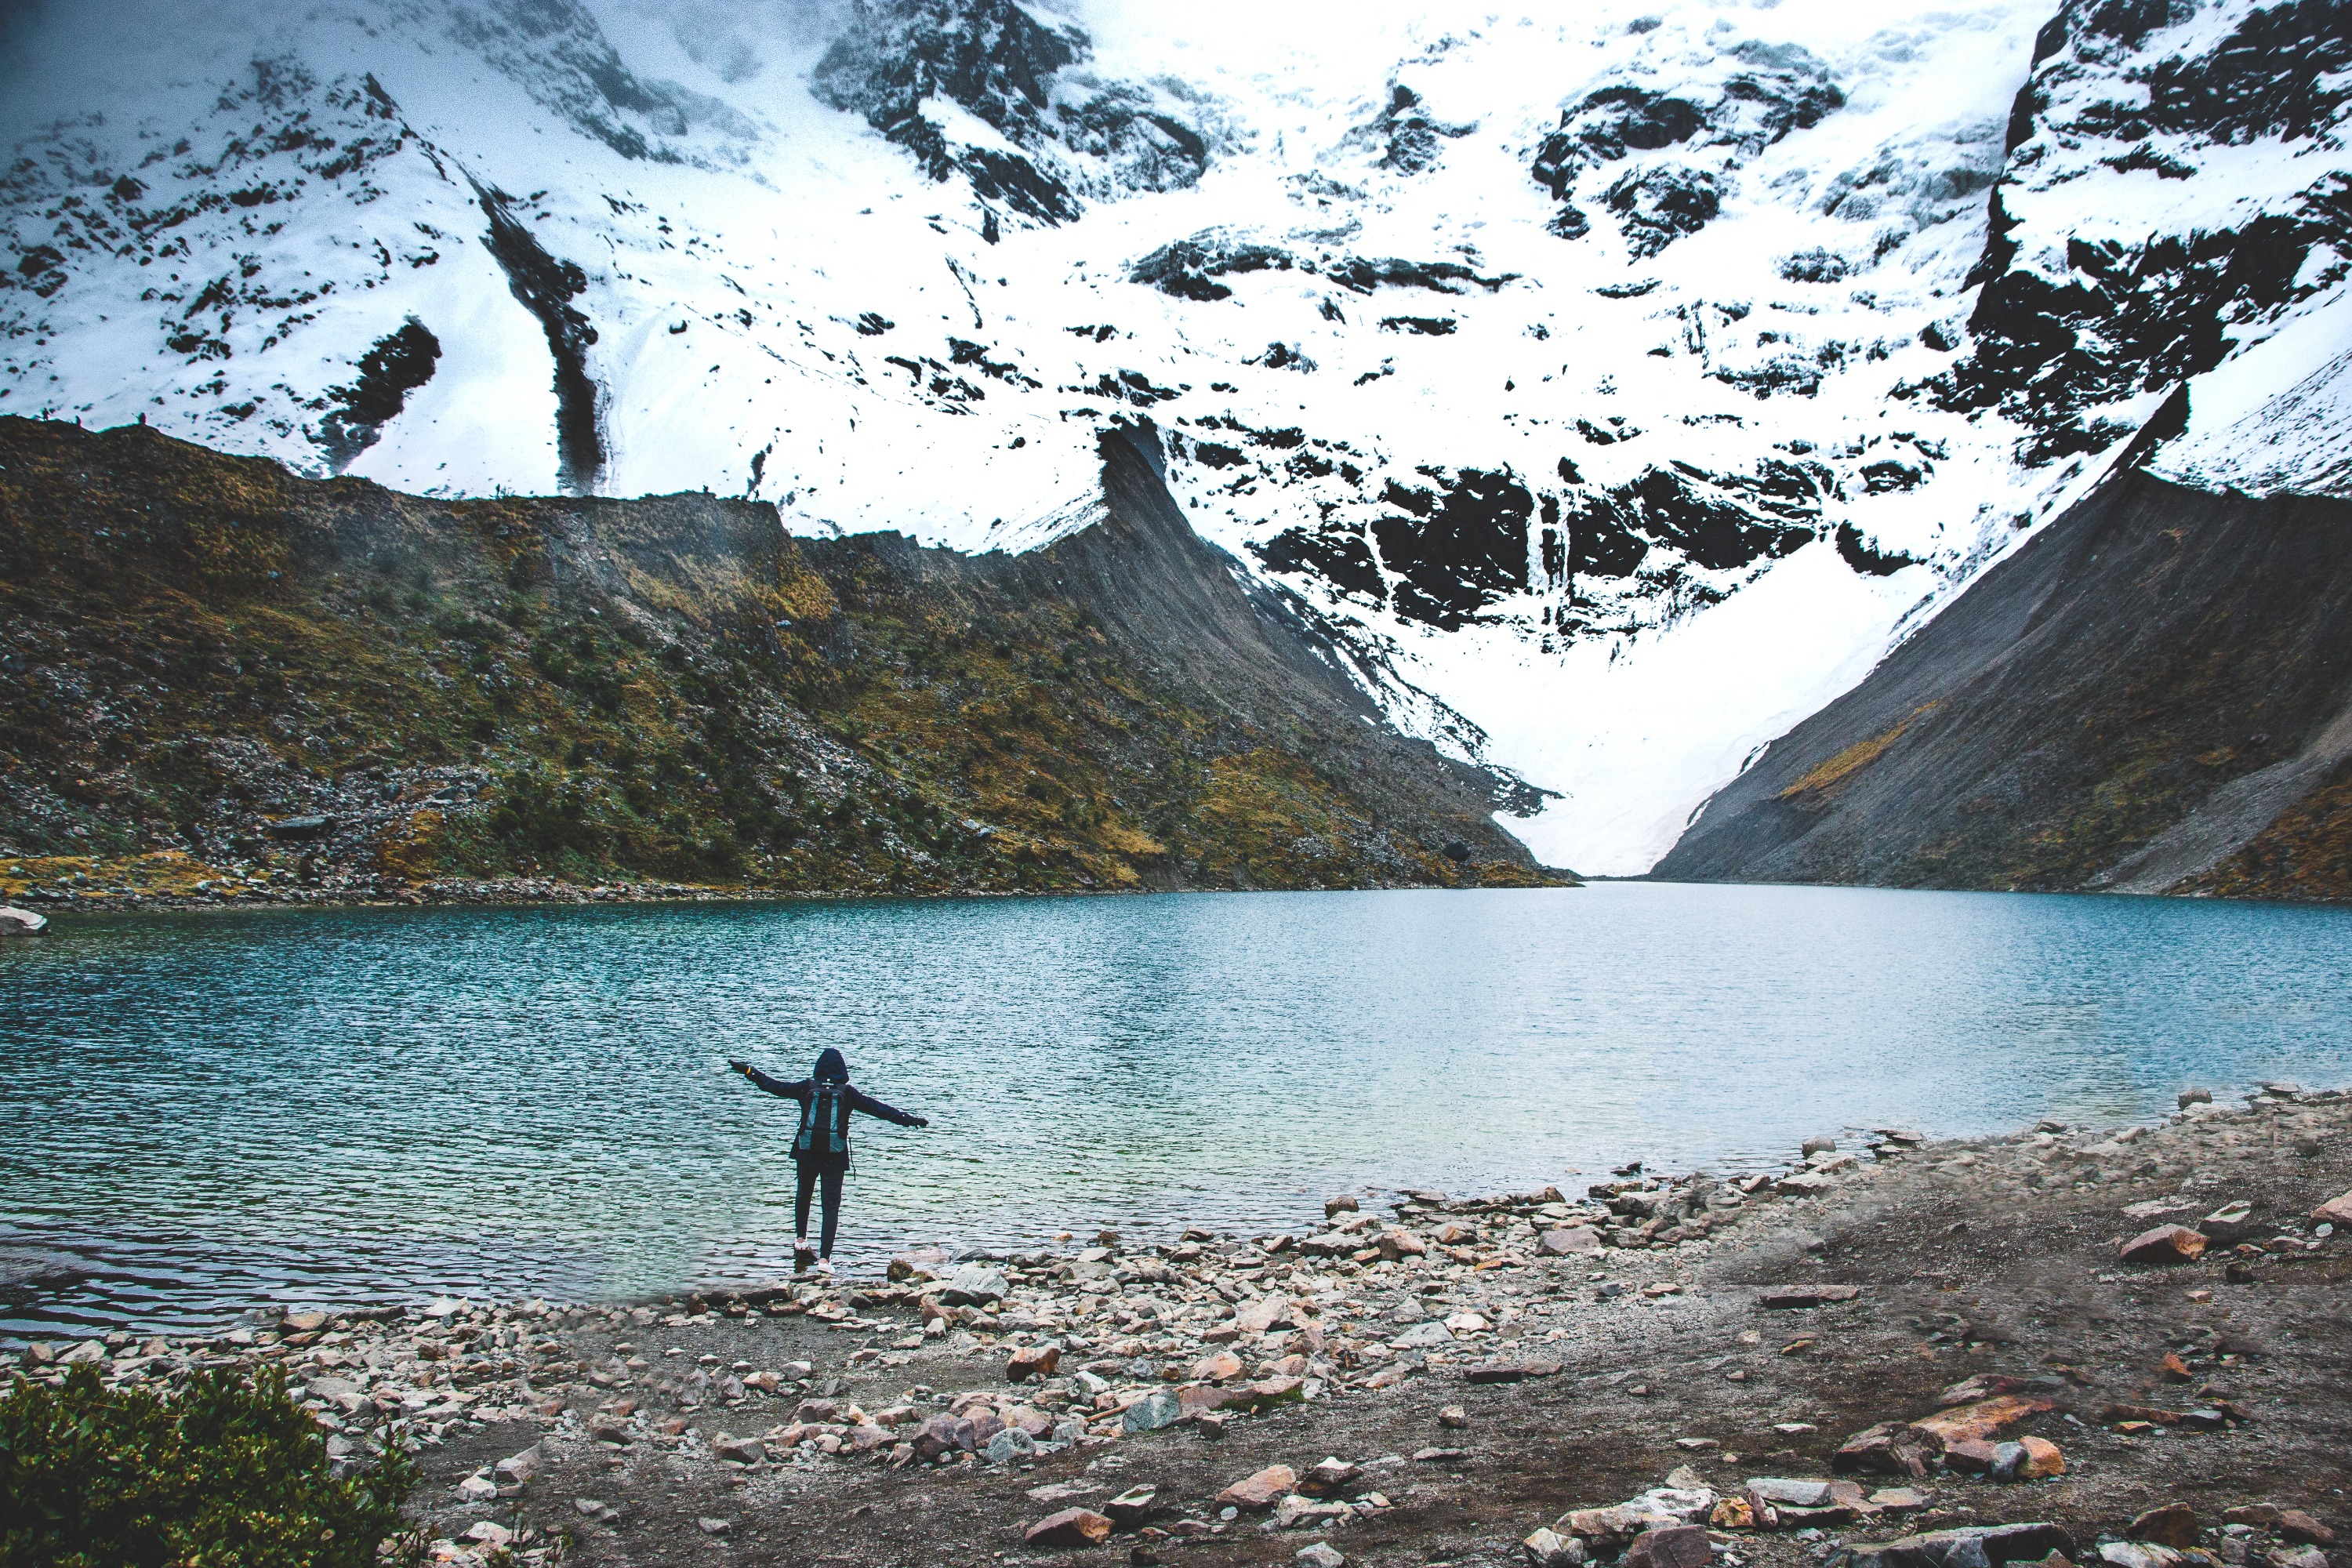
<box><xmin>5</xmin><ymin>882</ymin><xmax>2349</xmax><ymax>1335</ymax></box>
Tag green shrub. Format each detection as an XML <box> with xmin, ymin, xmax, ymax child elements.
<box><xmin>0</xmin><ymin>1363</ymin><xmax>416</xmax><ymax>1568</ymax></box>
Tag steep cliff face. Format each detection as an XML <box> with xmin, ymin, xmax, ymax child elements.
<box><xmin>0</xmin><ymin>416</ymin><xmax>1556</xmax><ymax>902</ymax></box>
<box><xmin>1652</xmin><ymin>467</ymin><xmax>2352</xmax><ymax>895</ymax></box>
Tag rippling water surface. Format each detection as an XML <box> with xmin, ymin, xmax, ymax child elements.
<box><xmin>5</xmin><ymin>883</ymin><xmax>2350</xmax><ymax>1335</ymax></box>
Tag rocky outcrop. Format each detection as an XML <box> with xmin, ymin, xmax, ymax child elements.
<box><xmin>1653</xmin><ymin>466</ymin><xmax>2352</xmax><ymax>896</ymax></box>
<box><xmin>1530</xmin><ymin>39</ymin><xmax>1845</xmax><ymax>251</ymax></box>
<box><xmin>1933</xmin><ymin>0</ymin><xmax>2352</xmax><ymax>461</ymax></box>
<box><xmin>811</xmin><ymin>0</ymin><xmax>1209</xmax><ymax>224</ymax></box>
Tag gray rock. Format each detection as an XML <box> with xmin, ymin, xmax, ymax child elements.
<box><xmin>1389</xmin><ymin>1322</ymin><xmax>1454</xmax><ymax>1350</ymax></box>
<box><xmin>985</xmin><ymin>1426</ymin><xmax>1038</xmax><ymax>1464</ymax></box>
<box><xmin>1842</xmin><ymin>1523</ymin><xmax>2075</xmax><ymax>1568</ymax></box>
<box><xmin>1538</xmin><ymin>1226</ymin><xmax>1602</xmax><ymax>1257</ymax></box>
<box><xmin>1526</xmin><ymin>1527</ymin><xmax>1590</xmax><ymax>1568</ymax></box>
<box><xmin>2178</xmin><ymin>1088</ymin><xmax>2212</xmax><ymax>1108</ymax></box>
<box><xmin>1298</xmin><ymin>1545</ymin><xmax>1347</xmax><ymax>1568</ymax></box>
<box><xmin>940</xmin><ymin>1263</ymin><xmax>1009</xmax><ymax>1306</ymax></box>
<box><xmin>2097</xmin><ymin>1547</ymin><xmax>2183</xmax><ymax>1568</ymax></box>
<box><xmin>0</xmin><ymin>906</ymin><xmax>48</xmax><ymax>935</ymax></box>
<box><xmin>1121</xmin><ymin>1388</ymin><xmax>1181</xmax><ymax>1433</ymax></box>
<box><xmin>710</xmin><ymin>1432</ymin><xmax>765</xmax><ymax>1464</ymax></box>
<box><xmin>261</xmin><ymin>815</ymin><xmax>334</xmax><ymax>841</ymax></box>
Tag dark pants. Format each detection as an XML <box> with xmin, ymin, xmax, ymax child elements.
<box><xmin>794</xmin><ymin>1155</ymin><xmax>848</xmax><ymax>1258</ymax></box>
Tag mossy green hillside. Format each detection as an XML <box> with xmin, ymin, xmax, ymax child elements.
<box><xmin>0</xmin><ymin>418</ymin><xmax>1559</xmax><ymax>901</ymax></box>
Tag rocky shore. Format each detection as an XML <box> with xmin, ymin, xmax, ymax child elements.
<box><xmin>9</xmin><ymin>1087</ymin><xmax>2347</xmax><ymax>1568</ymax></box>
<box><xmin>0</xmin><ymin>852</ymin><xmax>862</xmax><ymax>914</ymax></box>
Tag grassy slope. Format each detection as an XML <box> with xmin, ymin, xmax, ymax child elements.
<box><xmin>0</xmin><ymin>418</ymin><xmax>1559</xmax><ymax>903</ymax></box>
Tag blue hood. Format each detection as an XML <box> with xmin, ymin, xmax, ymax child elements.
<box><xmin>813</xmin><ymin>1047</ymin><xmax>848</xmax><ymax>1082</ymax></box>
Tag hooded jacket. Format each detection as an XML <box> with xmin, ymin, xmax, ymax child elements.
<box><xmin>742</xmin><ymin>1048</ymin><xmax>920</xmax><ymax>1161</ymax></box>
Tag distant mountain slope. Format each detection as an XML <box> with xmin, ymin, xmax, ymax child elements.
<box><xmin>1</xmin><ymin>0</ymin><xmax>2347</xmax><ymax>873</ymax></box>
<box><xmin>1651</xmin><ymin>463</ymin><xmax>2352</xmax><ymax>896</ymax></box>
<box><xmin>0</xmin><ymin>416</ymin><xmax>1557</xmax><ymax>904</ymax></box>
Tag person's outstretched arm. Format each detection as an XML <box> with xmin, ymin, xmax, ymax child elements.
<box><xmin>730</xmin><ymin>1061</ymin><xmax>811</xmax><ymax>1102</ymax></box>
<box><xmin>848</xmin><ymin>1087</ymin><xmax>927</xmax><ymax>1127</ymax></box>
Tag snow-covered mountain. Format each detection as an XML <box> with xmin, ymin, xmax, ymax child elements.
<box><xmin>2</xmin><ymin>0</ymin><xmax>2345</xmax><ymax>873</ymax></box>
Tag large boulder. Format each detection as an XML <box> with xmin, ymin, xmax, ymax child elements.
<box><xmin>0</xmin><ymin>906</ymin><xmax>48</xmax><ymax>935</ymax></box>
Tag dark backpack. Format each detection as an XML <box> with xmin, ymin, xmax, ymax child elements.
<box><xmin>795</xmin><ymin>1081</ymin><xmax>849</xmax><ymax>1157</ymax></box>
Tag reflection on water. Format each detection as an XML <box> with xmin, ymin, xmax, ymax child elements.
<box><xmin>4</xmin><ymin>883</ymin><xmax>2348</xmax><ymax>1334</ymax></box>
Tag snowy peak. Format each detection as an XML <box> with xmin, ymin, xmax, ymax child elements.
<box><xmin>446</xmin><ymin>0</ymin><xmax>767</xmax><ymax>168</ymax></box>
<box><xmin>811</xmin><ymin>0</ymin><xmax>1211</xmax><ymax>224</ymax></box>
<box><xmin>1</xmin><ymin>0</ymin><xmax>2347</xmax><ymax>875</ymax></box>
<box><xmin>1939</xmin><ymin>0</ymin><xmax>2352</xmax><ymax>461</ymax></box>
<box><xmin>1530</xmin><ymin>32</ymin><xmax>1847</xmax><ymax>255</ymax></box>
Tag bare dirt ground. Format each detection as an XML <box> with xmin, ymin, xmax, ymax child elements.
<box><xmin>24</xmin><ymin>1087</ymin><xmax>2347</xmax><ymax>1568</ymax></box>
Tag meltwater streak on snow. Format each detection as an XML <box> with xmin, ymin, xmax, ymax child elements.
<box><xmin>7</xmin><ymin>885</ymin><xmax>2352</xmax><ymax>1336</ymax></box>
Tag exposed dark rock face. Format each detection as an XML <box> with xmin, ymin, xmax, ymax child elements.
<box><xmin>445</xmin><ymin>0</ymin><xmax>761</xmax><ymax>165</ymax></box>
<box><xmin>1367</xmin><ymin>469</ymin><xmax>1534</xmax><ymax>630</ymax></box>
<box><xmin>471</xmin><ymin>181</ymin><xmax>604</xmax><ymax>496</ymax></box>
<box><xmin>1127</xmin><ymin>235</ymin><xmax>1511</xmax><ymax>303</ymax></box>
<box><xmin>1604</xmin><ymin>164</ymin><xmax>1724</xmax><ymax>260</ymax></box>
<box><xmin>1375</xmin><ymin>84</ymin><xmax>1476</xmax><ymax>174</ymax></box>
<box><xmin>1129</xmin><ymin>231</ymin><xmax>1297</xmax><ymax>301</ymax></box>
<box><xmin>811</xmin><ymin>0</ymin><xmax>1207</xmax><ymax>224</ymax></box>
<box><xmin>319</xmin><ymin>318</ymin><xmax>441</xmax><ymax>472</ymax></box>
<box><xmin>1530</xmin><ymin>41</ymin><xmax>1842</xmax><ymax>253</ymax></box>
<box><xmin>1654</xmin><ymin>468</ymin><xmax>2352</xmax><ymax>897</ymax></box>
<box><xmin>1834</xmin><ymin>523</ymin><xmax>1916</xmax><ymax>577</ymax></box>
<box><xmin>1326</xmin><ymin>256</ymin><xmax>1514</xmax><ymax>295</ymax></box>
<box><xmin>1935</xmin><ymin>0</ymin><xmax>2352</xmax><ymax>461</ymax></box>
<box><xmin>1254</xmin><ymin>524</ymin><xmax>1385</xmax><ymax>606</ymax></box>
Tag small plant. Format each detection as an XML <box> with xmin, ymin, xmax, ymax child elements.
<box><xmin>0</xmin><ymin>1363</ymin><xmax>418</xmax><ymax>1568</ymax></box>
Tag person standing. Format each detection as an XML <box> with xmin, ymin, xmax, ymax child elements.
<box><xmin>728</xmin><ymin>1047</ymin><xmax>927</xmax><ymax>1275</ymax></box>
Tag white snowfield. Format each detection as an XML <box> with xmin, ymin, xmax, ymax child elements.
<box><xmin>1</xmin><ymin>0</ymin><xmax>2343</xmax><ymax>873</ymax></box>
